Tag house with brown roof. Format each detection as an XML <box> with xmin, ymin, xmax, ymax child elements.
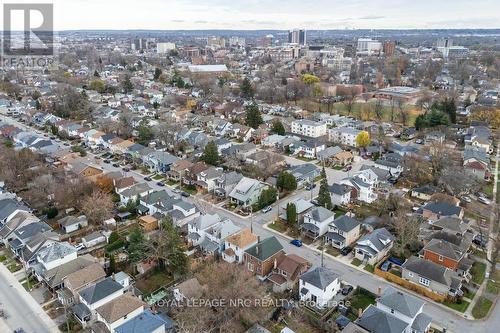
<box><xmin>66</xmin><ymin>161</ymin><xmax>103</xmax><ymax>180</ymax></box>
<box><xmin>167</xmin><ymin>159</ymin><xmax>193</xmax><ymax>182</ymax></box>
<box><xmin>57</xmin><ymin>262</ymin><xmax>106</xmax><ymax>306</ymax></box>
<box><xmin>113</xmin><ymin>176</ymin><xmax>138</xmax><ymax>193</ymax></box>
<box><xmin>182</xmin><ymin>161</ymin><xmax>208</xmax><ymax>186</ymax></box>
<box><xmin>138</xmin><ymin>215</ymin><xmax>158</xmax><ymax>232</ymax></box>
<box><xmin>222</xmin><ymin>228</ymin><xmax>258</xmax><ymax>264</ymax></box>
<box><xmin>268</xmin><ymin>254</ymin><xmax>311</xmax><ymax>292</ymax></box>
<box><xmin>95</xmin><ymin>293</ymin><xmax>145</xmax><ymax>332</ymax></box>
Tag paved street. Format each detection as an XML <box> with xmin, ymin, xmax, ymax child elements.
<box><xmin>0</xmin><ymin>263</ymin><xmax>59</xmax><ymax>333</ymax></box>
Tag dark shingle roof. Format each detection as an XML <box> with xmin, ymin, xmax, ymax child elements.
<box><xmin>245</xmin><ymin>236</ymin><xmax>283</xmax><ymax>261</ymax></box>
<box><xmin>378</xmin><ymin>287</ymin><xmax>424</xmax><ymax>318</ymax></box>
<box><xmin>79</xmin><ymin>277</ymin><xmax>123</xmax><ymax>305</ymax></box>
<box><xmin>331</xmin><ymin>215</ymin><xmax>359</xmax><ymax>233</ymax></box>
<box><xmin>355</xmin><ymin>305</ymin><xmax>408</xmax><ymax>333</ymax></box>
<box><xmin>300</xmin><ymin>267</ymin><xmax>339</xmax><ymax>289</ymax></box>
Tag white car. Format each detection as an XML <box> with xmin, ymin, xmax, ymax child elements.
<box><xmin>75</xmin><ymin>243</ymin><xmax>86</xmax><ymax>251</ymax></box>
<box><xmin>261</xmin><ymin>206</ymin><xmax>272</xmax><ymax>214</ymax></box>
<box><xmin>478</xmin><ymin>197</ymin><xmax>491</xmax><ymax>205</ymax></box>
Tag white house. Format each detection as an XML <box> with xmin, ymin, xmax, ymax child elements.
<box><xmin>81</xmin><ymin>231</ymin><xmax>107</xmax><ymax>248</ymax></box>
<box><xmin>329</xmin><ymin>183</ymin><xmax>352</xmax><ymax>207</ymax></box>
<box><xmin>301</xmin><ymin>207</ymin><xmax>336</xmax><ymax>239</ymax></box>
<box><xmin>34</xmin><ymin>241</ymin><xmax>77</xmax><ymax>272</ymax></box>
<box><xmin>95</xmin><ymin>293</ymin><xmax>145</xmax><ymax>332</ymax></box>
<box><xmin>299</xmin><ymin>267</ymin><xmax>341</xmax><ymax>308</ymax></box>
<box><xmin>354</xmin><ymin>228</ymin><xmax>394</xmax><ymax>265</ymax></box>
<box><xmin>328</xmin><ymin>127</ymin><xmax>361</xmax><ymax>147</ymax></box>
<box><xmin>222</xmin><ymin>228</ymin><xmax>258</xmax><ymax>264</ymax></box>
<box><xmin>291</xmin><ymin>119</ymin><xmax>327</xmax><ymax>138</ymax></box>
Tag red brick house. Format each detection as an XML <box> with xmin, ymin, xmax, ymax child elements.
<box><xmin>244</xmin><ymin>236</ymin><xmax>285</xmax><ymax>278</ymax></box>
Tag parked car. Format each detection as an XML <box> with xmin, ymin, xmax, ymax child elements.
<box><xmin>122</xmin><ymin>167</ymin><xmax>130</xmax><ymax>172</ymax></box>
<box><xmin>341</xmin><ymin>285</ymin><xmax>354</xmax><ymax>295</ymax></box>
<box><xmin>478</xmin><ymin>196</ymin><xmax>491</xmax><ymax>205</ymax></box>
<box><xmin>473</xmin><ymin>234</ymin><xmax>488</xmax><ymax>247</ymax></box>
<box><xmin>305</xmin><ymin>183</ymin><xmax>316</xmax><ymax>190</ymax></box>
<box><xmin>172</xmin><ymin>188</ymin><xmax>180</xmax><ymax>194</ymax></box>
<box><xmin>181</xmin><ymin>191</ymin><xmax>190</xmax><ymax>198</ymax></box>
<box><xmin>103</xmin><ymin>160</ymin><xmax>111</xmax><ymax>164</ymax></box>
<box><xmin>144</xmin><ymin>176</ymin><xmax>152</xmax><ymax>181</ymax></box>
<box><xmin>290</xmin><ymin>239</ymin><xmax>302</xmax><ymax>247</ymax></box>
<box><xmin>343</xmin><ymin>165</ymin><xmax>352</xmax><ymax>172</ymax></box>
<box><xmin>75</xmin><ymin>243</ymin><xmax>86</xmax><ymax>251</ymax></box>
<box><xmin>340</xmin><ymin>246</ymin><xmax>352</xmax><ymax>256</ymax></box>
<box><xmin>112</xmin><ymin>163</ymin><xmax>119</xmax><ymax>167</ymax></box>
<box><xmin>461</xmin><ymin>196</ymin><xmax>472</xmax><ymax>203</ymax></box>
<box><xmin>261</xmin><ymin>206</ymin><xmax>272</xmax><ymax>214</ymax></box>
<box><xmin>310</xmin><ymin>199</ymin><xmax>320</xmax><ymax>206</ymax></box>
<box><xmin>157</xmin><ymin>181</ymin><xmax>165</xmax><ymax>187</ymax></box>
<box><xmin>415</xmin><ymin>138</ymin><xmax>423</xmax><ymax>144</ymax></box>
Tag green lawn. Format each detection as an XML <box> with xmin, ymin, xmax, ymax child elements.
<box><xmin>268</xmin><ymin>222</ymin><xmax>288</xmax><ymax>233</ymax></box>
<box><xmin>180</xmin><ymin>185</ymin><xmax>197</xmax><ymax>195</ymax></box>
<box><xmin>364</xmin><ymin>265</ymin><xmax>375</xmax><ymax>273</ymax></box>
<box><xmin>152</xmin><ymin>174</ymin><xmax>164</xmax><ymax>180</ymax></box>
<box><xmin>8</xmin><ymin>263</ymin><xmax>21</xmax><ymax>272</ymax></box>
<box><xmin>347</xmin><ymin>288</ymin><xmax>377</xmax><ymax>320</ymax></box>
<box><xmin>0</xmin><ymin>255</ymin><xmax>7</xmax><ymax>262</ymax></box>
<box><xmin>326</xmin><ymin>247</ymin><xmax>341</xmax><ymax>257</ymax></box>
<box><xmin>472</xmin><ymin>297</ymin><xmax>493</xmax><ymax>319</ymax></box>
<box><xmin>463</xmin><ymin>289</ymin><xmax>476</xmax><ymax>300</ymax></box>
<box><xmin>471</xmin><ymin>262</ymin><xmax>487</xmax><ymax>285</ymax></box>
<box><xmin>351</xmin><ymin>258</ymin><xmax>362</xmax><ymax>266</ymax></box>
<box><xmin>443</xmin><ymin>300</ymin><xmax>470</xmax><ymax>313</ymax></box>
<box><xmin>136</xmin><ymin>270</ymin><xmax>174</xmax><ymax>295</ymax></box>
<box><xmin>486</xmin><ymin>279</ymin><xmax>500</xmax><ymax>295</ymax></box>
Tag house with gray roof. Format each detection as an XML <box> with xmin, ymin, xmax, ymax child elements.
<box><xmin>354</xmin><ymin>228</ymin><xmax>394</xmax><ymax>265</ymax></box>
<box><xmin>142</xmin><ymin>150</ymin><xmax>179</xmax><ymax>173</ymax></box>
<box><xmin>0</xmin><ymin>210</ymin><xmax>39</xmax><ymax>244</ymax></box>
<box><xmin>229</xmin><ymin>177</ymin><xmax>269</xmax><ymax>208</ymax></box>
<box><xmin>214</xmin><ymin>171</ymin><xmax>244</xmax><ymax>198</ymax></box>
<box><xmin>299</xmin><ymin>267</ymin><xmax>341</xmax><ymax>308</ymax></box>
<box><xmin>58</xmin><ymin>215</ymin><xmax>88</xmax><ymax>234</ymax></box>
<box><xmin>325</xmin><ymin>215</ymin><xmax>361</xmax><ymax>249</ymax></box>
<box><xmin>329</xmin><ymin>183</ymin><xmax>352</xmax><ymax>207</ymax></box>
<box><xmin>244</xmin><ymin>236</ymin><xmax>285</xmax><ymax>278</ymax></box>
<box><xmin>301</xmin><ymin>206</ymin><xmax>336</xmax><ymax>239</ymax></box>
<box><xmin>289</xmin><ymin>163</ymin><xmax>320</xmax><ymax>188</ymax></box>
<box><xmin>279</xmin><ymin>198</ymin><xmax>314</xmax><ymax>224</ymax></box>
<box><xmin>0</xmin><ymin>198</ymin><xmax>30</xmax><ymax>224</ymax></box>
<box><xmin>402</xmin><ymin>256</ymin><xmax>463</xmax><ymax>297</ymax></box>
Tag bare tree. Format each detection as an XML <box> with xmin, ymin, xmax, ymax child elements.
<box><xmin>341</xmin><ymin>87</ymin><xmax>357</xmax><ymax>114</ymax></box>
<box><xmin>374</xmin><ymin>98</ymin><xmax>384</xmax><ymax>121</ymax></box>
<box><xmin>392</xmin><ymin>214</ymin><xmax>422</xmax><ymax>257</ymax></box>
<box><xmin>81</xmin><ymin>190</ymin><xmax>114</xmax><ymax>225</ymax></box>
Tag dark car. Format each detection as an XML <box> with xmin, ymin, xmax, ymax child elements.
<box><xmin>181</xmin><ymin>191</ymin><xmax>191</xmax><ymax>198</ymax></box>
<box><xmin>112</xmin><ymin>163</ymin><xmax>119</xmax><ymax>167</ymax></box>
<box><xmin>144</xmin><ymin>176</ymin><xmax>152</xmax><ymax>181</ymax></box>
<box><xmin>157</xmin><ymin>181</ymin><xmax>165</xmax><ymax>187</ymax></box>
<box><xmin>343</xmin><ymin>165</ymin><xmax>352</xmax><ymax>172</ymax></box>
<box><xmin>290</xmin><ymin>239</ymin><xmax>303</xmax><ymax>247</ymax></box>
<box><xmin>122</xmin><ymin>167</ymin><xmax>130</xmax><ymax>172</ymax></box>
<box><xmin>340</xmin><ymin>246</ymin><xmax>352</xmax><ymax>256</ymax></box>
<box><xmin>103</xmin><ymin>159</ymin><xmax>111</xmax><ymax>164</ymax></box>
<box><xmin>341</xmin><ymin>285</ymin><xmax>354</xmax><ymax>296</ymax></box>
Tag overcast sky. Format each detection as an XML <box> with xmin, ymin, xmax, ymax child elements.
<box><xmin>10</xmin><ymin>0</ymin><xmax>500</xmax><ymax>30</ymax></box>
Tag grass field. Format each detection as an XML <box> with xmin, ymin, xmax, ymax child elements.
<box><xmin>471</xmin><ymin>262</ymin><xmax>487</xmax><ymax>285</ymax></box>
<box><xmin>443</xmin><ymin>300</ymin><xmax>470</xmax><ymax>313</ymax></box>
<box><xmin>472</xmin><ymin>297</ymin><xmax>493</xmax><ymax>319</ymax></box>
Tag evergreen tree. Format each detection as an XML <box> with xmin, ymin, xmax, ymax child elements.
<box><xmin>154</xmin><ymin>67</ymin><xmax>162</xmax><ymax>81</ymax></box>
<box><xmin>271</xmin><ymin>120</ymin><xmax>286</xmax><ymax>135</ymax></box>
<box><xmin>93</xmin><ymin>70</ymin><xmax>100</xmax><ymax>77</ymax></box>
<box><xmin>240</xmin><ymin>77</ymin><xmax>254</xmax><ymax>98</ymax></box>
<box><xmin>257</xmin><ymin>188</ymin><xmax>278</xmax><ymax>210</ymax></box>
<box><xmin>317</xmin><ymin>168</ymin><xmax>332</xmax><ymax>210</ymax></box>
<box><xmin>109</xmin><ymin>255</ymin><xmax>116</xmax><ymax>273</ymax></box>
<box><xmin>201</xmin><ymin>141</ymin><xmax>220</xmax><ymax>166</ymax></box>
<box><xmin>128</xmin><ymin>227</ymin><xmax>147</xmax><ymax>263</ymax></box>
<box><xmin>286</xmin><ymin>203</ymin><xmax>297</xmax><ymax>228</ymax></box>
<box><xmin>277</xmin><ymin>171</ymin><xmax>297</xmax><ymax>192</ymax></box>
<box><xmin>122</xmin><ymin>75</ymin><xmax>134</xmax><ymax>93</ymax></box>
<box><xmin>245</xmin><ymin>103</ymin><xmax>263</xmax><ymax>129</ymax></box>
<box><xmin>137</xmin><ymin>119</ymin><xmax>154</xmax><ymax>145</ymax></box>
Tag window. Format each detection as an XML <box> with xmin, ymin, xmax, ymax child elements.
<box><xmin>419</xmin><ymin>277</ymin><xmax>430</xmax><ymax>287</ymax></box>
<box><xmin>438</xmin><ymin>255</ymin><xmax>443</xmax><ymax>262</ymax></box>
<box><xmin>390</xmin><ymin>309</ymin><xmax>395</xmax><ymax>314</ymax></box>
<box><xmin>311</xmin><ymin>294</ymin><xmax>317</xmax><ymax>303</ymax></box>
<box><xmin>247</xmin><ymin>262</ymin><xmax>254</xmax><ymax>272</ymax></box>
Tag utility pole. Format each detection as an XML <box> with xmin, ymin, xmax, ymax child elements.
<box><xmin>321</xmin><ymin>238</ymin><xmax>325</xmax><ymax>268</ymax></box>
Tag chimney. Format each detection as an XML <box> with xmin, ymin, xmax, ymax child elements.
<box><xmin>274</xmin><ymin>258</ymin><xmax>277</xmax><ymax>270</ymax></box>
<box><xmin>256</xmin><ymin>236</ymin><xmax>260</xmax><ymax>255</ymax></box>
<box><xmin>112</xmin><ymin>273</ymin><xmax>116</xmax><ymax>281</ymax></box>
<box><xmin>358</xmin><ymin>308</ymin><xmax>363</xmax><ymax>318</ymax></box>
<box><xmin>377</xmin><ymin>287</ymin><xmax>381</xmax><ymax>296</ymax></box>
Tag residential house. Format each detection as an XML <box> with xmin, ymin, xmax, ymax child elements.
<box><xmin>420</xmin><ymin>202</ymin><xmax>464</xmax><ymax>221</ymax></box>
<box><xmin>214</xmin><ymin>171</ymin><xmax>244</xmax><ymax>198</ymax></box>
<box><xmin>325</xmin><ymin>215</ymin><xmax>361</xmax><ymax>249</ymax></box>
<box><xmin>299</xmin><ymin>267</ymin><xmax>341</xmax><ymax>308</ymax></box>
<box><xmin>0</xmin><ymin>198</ymin><xmax>30</xmax><ymax>225</ymax></box>
<box><xmin>354</xmin><ymin>228</ymin><xmax>395</xmax><ymax>265</ymax></box>
<box><xmin>290</xmin><ymin>140</ymin><xmax>326</xmax><ymax>159</ymax></box>
<box><xmin>289</xmin><ymin>163</ymin><xmax>320</xmax><ymax>189</ymax></box>
<box><xmin>244</xmin><ymin>236</ymin><xmax>286</xmax><ymax>279</ymax></box>
<box><xmin>0</xmin><ymin>210</ymin><xmax>39</xmax><ymax>244</ymax></box>
<box><xmin>182</xmin><ymin>161</ymin><xmax>209</xmax><ymax>186</ymax></box>
<box><xmin>329</xmin><ymin>127</ymin><xmax>361</xmax><ymax>147</ymax></box>
<box><xmin>374</xmin><ymin>153</ymin><xmax>404</xmax><ymax>176</ymax></box>
<box><xmin>167</xmin><ymin>159</ymin><xmax>193</xmax><ymax>182</ymax></box>
<box><xmin>421</xmin><ymin>236</ymin><xmax>473</xmax><ymax>279</ymax></box>
<box><xmin>138</xmin><ymin>215</ymin><xmax>159</xmax><ymax>232</ymax></box>
<box><xmin>222</xmin><ymin>228</ymin><xmax>259</xmax><ymax>264</ymax></box>
<box><xmin>94</xmin><ymin>293</ymin><xmax>145</xmax><ymax>333</ymax></box>
<box><xmin>317</xmin><ymin>146</ymin><xmax>353</xmax><ymax>166</ymax></box>
<box><xmin>402</xmin><ymin>256</ymin><xmax>463</xmax><ymax>297</ymax></box>
<box><xmin>329</xmin><ymin>184</ymin><xmax>352</xmax><ymax>207</ymax></box>
<box><xmin>143</xmin><ymin>151</ymin><xmax>179</xmax><ymax>173</ymax></box>
<box><xmin>82</xmin><ymin>231</ymin><xmax>107</xmax><ymax>248</ymax></box>
<box><xmin>301</xmin><ymin>206</ymin><xmax>336</xmax><ymax>239</ymax></box>
<box><xmin>196</xmin><ymin>166</ymin><xmax>224</xmax><ymax>192</ymax></box>
<box><xmin>268</xmin><ymin>254</ymin><xmax>311</xmax><ymax>292</ymax></box>
<box><xmin>118</xmin><ymin>183</ymin><xmax>153</xmax><ymax>205</ymax></box>
<box><xmin>58</xmin><ymin>215</ymin><xmax>88</xmax><ymax>234</ymax></box>
<box><xmin>278</xmin><ymin>198</ymin><xmax>314</xmax><ymax>224</ymax></box>
<box><xmin>229</xmin><ymin>177</ymin><xmax>269</xmax><ymax>208</ymax></box>
<box><xmin>57</xmin><ymin>261</ymin><xmax>106</xmax><ymax>306</ymax></box>
<box><xmin>411</xmin><ymin>184</ymin><xmax>439</xmax><ymax>201</ymax></box>
<box><xmin>114</xmin><ymin>309</ymin><xmax>174</xmax><ymax>333</ymax></box>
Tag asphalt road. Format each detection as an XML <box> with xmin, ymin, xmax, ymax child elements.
<box><xmin>0</xmin><ymin>264</ymin><xmax>59</xmax><ymax>333</ymax></box>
